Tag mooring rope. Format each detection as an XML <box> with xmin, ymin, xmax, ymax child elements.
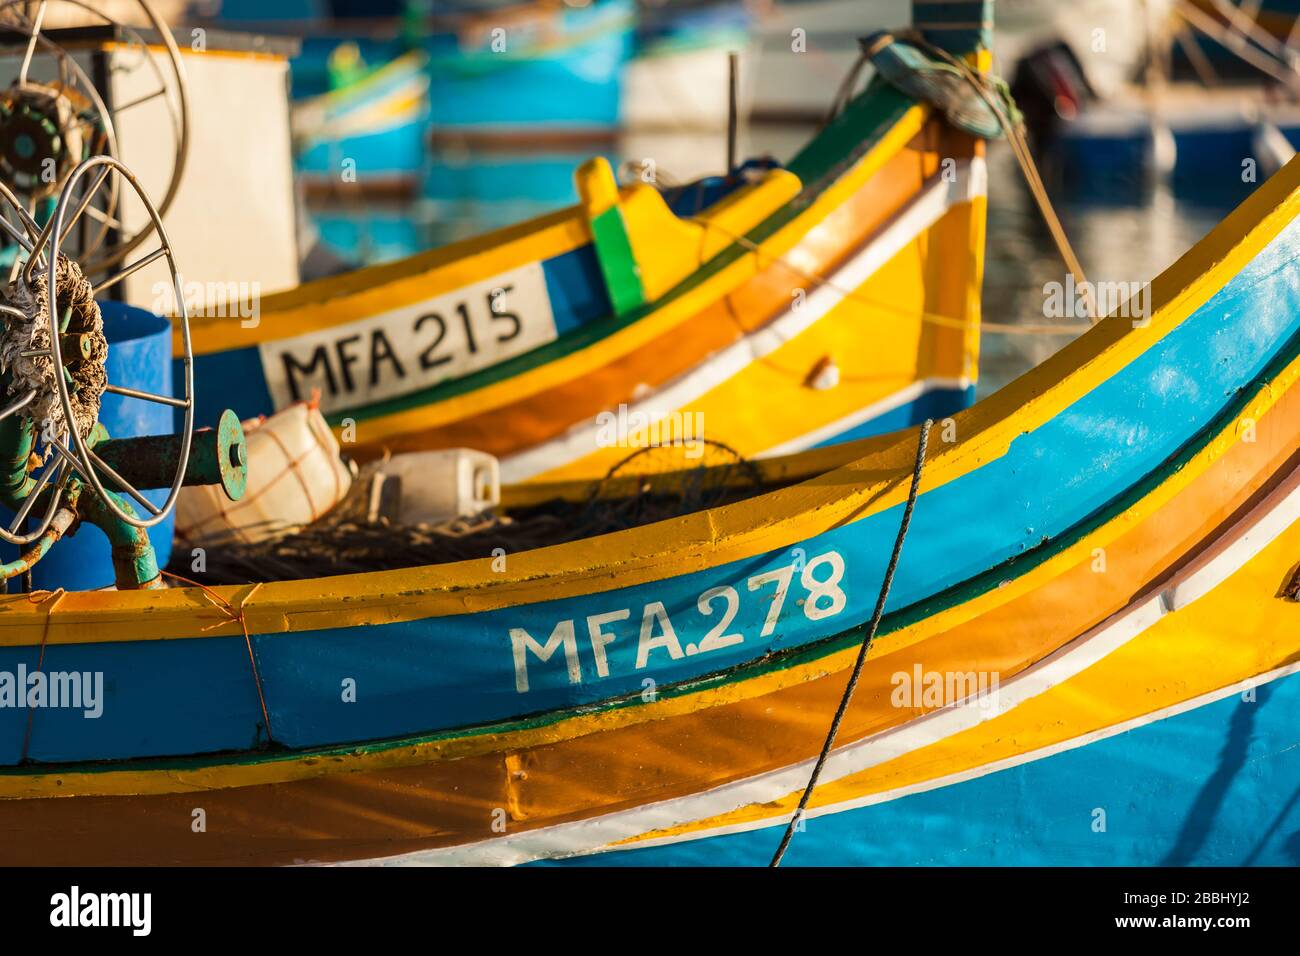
<box><xmin>17</xmin><ymin>587</ymin><xmax>65</xmax><ymax>764</ymax></box>
<box><xmin>820</xmin><ymin>29</ymin><xmax>1099</xmax><ymax>322</ymax></box>
<box><xmin>894</xmin><ymin>31</ymin><xmax>1100</xmax><ymax>323</ymax></box>
<box><xmin>769</xmin><ymin>417</ymin><xmax>931</xmax><ymax>867</ymax></box>
<box><xmin>162</xmin><ymin>571</ymin><xmax>274</xmax><ymax>746</ymax></box>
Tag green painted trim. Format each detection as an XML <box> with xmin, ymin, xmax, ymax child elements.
<box><xmin>589</xmin><ymin>205</ymin><xmax>645</xmax><ymax>316</ymax></box>
<box><xmin>325</xmin><ymin>82</ymin><xmax>917</xmax><ymax>428</ymax></box>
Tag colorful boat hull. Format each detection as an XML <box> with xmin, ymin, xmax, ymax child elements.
<box><xmin>3</xmin><ymin>0</ymin><xmax>1297</xmax><ymax>871</ymax></box>
<box><xmin>422</xmin><ymin>0</ymin><xmax>635</xmax><ymax>132</ymax></box>
<box><xmin>269</xmin><ymin>1</ymin><xmax>635</xmax><ymax>130</ymax></box>
<box><xmin>2</xmin><ymin>140</ymin><xmax>1299</xmax><ymax>868</ymax></box>
<box><xmin>187</xmin><ymin>78</ymin><xmax>987</xmax><ymax>482</ymax></box>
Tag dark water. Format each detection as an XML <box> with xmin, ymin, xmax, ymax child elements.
<box><xmin>978</xmin><ymin>142</ymin><xmax>1237</xmax><ymax>396</ymax></box>
<box><xmin>304</xmin><ymin>126</ymin><xmax>1244</xmax><ymax>399</ymax></box>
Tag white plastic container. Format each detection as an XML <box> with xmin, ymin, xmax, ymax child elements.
<box><xmin>374</xmin><ymin>449</ymin><xmax>500</xmax><ymax>525</ymax></box>
<box><xmin>175</xmin><ymin>402</ymin><xmax>353</xmax><ymax>547</ymax></box>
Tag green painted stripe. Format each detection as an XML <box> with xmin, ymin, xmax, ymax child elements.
<box><xmin>590</xmin><ymin>205</ymin><xmax>646</xmax><ymax>315</ymax></box>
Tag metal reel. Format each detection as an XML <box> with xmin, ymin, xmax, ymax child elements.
<box><xmin>0</xmin><ymin>154</ymin><xmax>194</xmax><ymax>543</ymax></box>
<box><xmin>47</xmin><ymin>154</ymin><xmax>193</xmax><ymax>529</ymax></box>
<box><xmin>0</xmin><ymin>0</ymin><xmax>190</xmax><ymax>275</ymax></box>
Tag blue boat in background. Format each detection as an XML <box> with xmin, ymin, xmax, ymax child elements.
<box><xmin>215</xmin><ymin>0</ymin><xmax>636</xmax><ymax>148</ymax></box>
<box><xmin>261</xmin><ymin>1</ymin><xmax>759</xmax><ymax>266</ymax></box>
<box><xmin>292</xmin><ymin>50</ymin><xmax>432</xmax><ymax>187</ymax></box>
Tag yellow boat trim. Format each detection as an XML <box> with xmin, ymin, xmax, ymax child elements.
<box><xmin>343</xmin><ymin>106</ymin><xmax>934</xmax><ymax>436</ymax></box>
<box><xmin>305</xmin><ymin>89</ymin><xmax>425</xmax><ymax>138</ymax></box>
<box><xmin>187</xmin><ymin>133</ymin><xmax>803</xmax><ymax>355</ymax></box>
<box><xmin>186</xmin><ymin>204</ymin><xmax>590</xmax><ymax>353</ymax></box>
<box><xmin>0</xmin><ymin>155</ymin><xmax>1293</xmax><ymax>651</ymax></box>
<box><xmin>99</xmin><ymin>41</ymin><xmax>291</xmax><ymax>64</ymax></box>
<box><xmin>298</xmin><ymin>51</ymin><xmax>428</xmax><ymax>115</ymax></box>
<box><xmin>524</xmin><ymin>192</ymin><xmax>983</xmax><ymax>481</ymax></box>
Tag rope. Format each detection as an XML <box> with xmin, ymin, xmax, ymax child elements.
<box><xmin>1</xmin><ymin>253</ymin><xmax>109</xmax><ymax>438</ymax></box>
<box><xmin>161</xmin><ymin>570</ymin><xmax>274</xmax><ymax>746</ymax></box>
<box><xmin>1172</xmin><ymin>3</ymin><xmax>1297</xmax><ymax>82</ymax></box>
<box><xmin>624</xmin><ymin>37</ymin><xmax>1097</xmax><ymax>338</ymax></box>
<box><xmin>770</xmin><ymin>417</ymin><xmax>932</xmax><ymax>867</ymax></box>
<box><xmin>17</xmin><ymin>587</ymin><xmax>64</xmax><ymax>764</ymax></box>
<box><xmin>1175</xmin><ymin>26</ymin><xmax>1220</xmax><ymax>88</ymax></box>
<box><xmin>898</xmin><ymin>32</ymin><xmax>1100</xmax><ymax>323</ymax></box>
<box><xmin>822</xmin><ymin>48</ymin><xmax>872</xmax><ymax>128</ymax></box>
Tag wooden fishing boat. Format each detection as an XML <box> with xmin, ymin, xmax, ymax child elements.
<box><xmin>187</xmin><ymin>25</ymin><xmax>992</xmax><ymax>482</ymax></box>
<box><xmin>3</xmin><ymin>105</ymin><xmax>1300</xmax><ymax>865</ymax></box>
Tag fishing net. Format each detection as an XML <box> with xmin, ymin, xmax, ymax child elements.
<box><xmin>175</xmin><ymin>440</ymin><xmax>770</xmax><ymax>585</ymax></box>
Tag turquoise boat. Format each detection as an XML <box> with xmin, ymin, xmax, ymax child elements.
<box><xmin>220</xmin><ymin>0</ymin><xmax>642</xmax><ymax>138</ymax></box>
<box><xmin>293</xmin><ymin>50</ymin><xmax>432</xmax><ymax>187</ymax></box>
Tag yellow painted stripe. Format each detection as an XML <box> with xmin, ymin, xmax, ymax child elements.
<box><xmin>345</xmin><ymin>106</ymin><xmax>935</xmax><ymax>436</ymax></box>
<box><xmin>188</xmin><ymin>135</ymin><xmax>801</xmax><ymax>356</ymax></box>
<box><xmin>187</xmin><ymin>203</ymin><xmax>591</xmax><ymax>353</ymax></box>
<box><xmin>18</xmin><ymin>152</ymin><xmax>1284</xmax><ymax>648</ymax></box>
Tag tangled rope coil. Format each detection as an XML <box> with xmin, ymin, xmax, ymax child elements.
<box><xmin>0</xmin><ymin>253</ymin><xmax>107</xmax><ymax>440</ymax></box>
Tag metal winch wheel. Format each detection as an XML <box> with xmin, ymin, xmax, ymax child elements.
<box><xmin>0</xmin><ymin>81</ymin><xmax>89</xmax><ymax>187</ymax></box>
<box><xmin>0</xmin><ymin>153</ymin><xmax>195</xmax><ymax>543</ymax></box>
<box><xmin>0</xmin><ymin>0</ymin><xmax>190</xmax><ymax>275</ymax></box>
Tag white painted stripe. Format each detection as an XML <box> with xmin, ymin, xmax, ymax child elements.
<box><xmin>497</xmin><ymin>158</ymin><xmax>987</xmax><ymax>482</ymax></box>
<box><xmin>338</xmin><ymin>454</ymin><xmax>1300</xmax><ymax>866</ymax></box>
<box><xmin>613</xmin><ymin>657</ymin><xmax>1300</xmax><ymax>855</ymax></box>
<box><xmin>753</xmin><ymin>376</ymin><xmax>970</xmax><ymax>459</ymax></box>
<box><xmin>1164</xmin><ymin>463</ymin><xmax>1300</xmax><ymax>611</ymax></box>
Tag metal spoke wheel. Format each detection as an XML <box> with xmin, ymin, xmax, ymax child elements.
<box><xmin>0</xmin><ymin>0</ymin><xmax>190</xmax><ymax>275</ymax></box>
<box><xmin>28</xmin><ymin>155</ymin><xmax>193</xmax><ymax>530</ymax></box>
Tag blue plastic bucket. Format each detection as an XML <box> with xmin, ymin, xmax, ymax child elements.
<box><xmin>0</xmin><ymin>301</ymin><xmax>175</xmax><ymax>590</ymax></box>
